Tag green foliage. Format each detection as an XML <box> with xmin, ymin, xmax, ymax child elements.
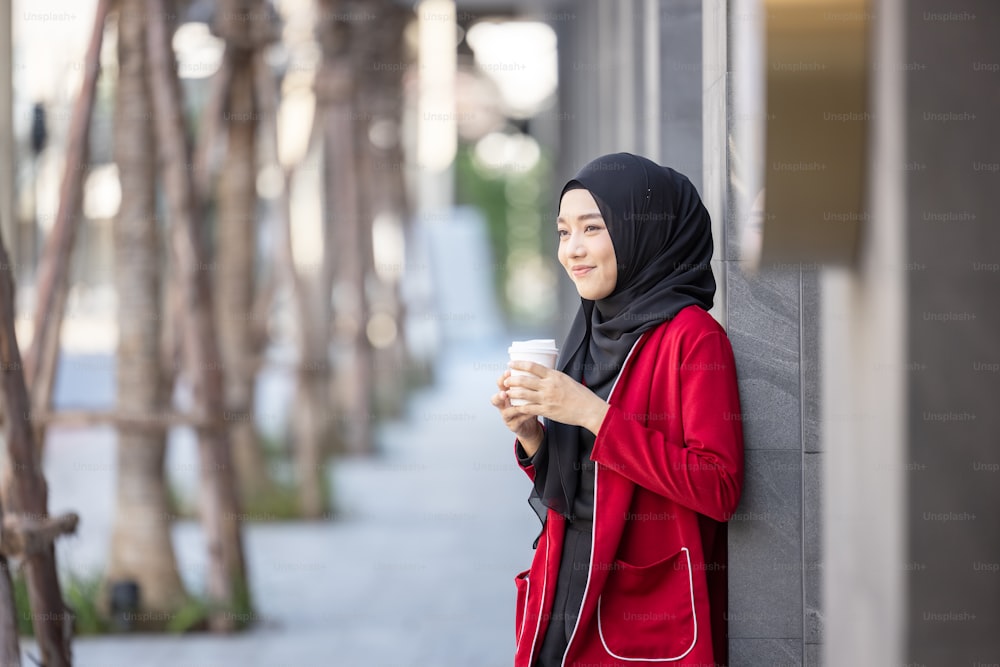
<box><xmin>12</xmin><ymin>569</ymin><xmax>31</xmax><ymax>636</ymax></box>
<box><xmin>258</xmin><ymin>445</ymin><xmax>336</xmax><ymax>520</ymax></box>
<box><xmin>64</xmin><ymin>573</ymin><xmax>111</xmax><ymax>635</ymax></box>
<box><xmin>14</xmin><ymin>570</ymin><xmax>109</xmax><ymax>636</ymax></box>
<box><xmin>9</xmin><ymin>568</ymin><xmax>259</xmax><ymax>636</ymax></box>
<box><xmin>241</xmin><ymin>478</ymin><xmax>308</xmax><ymax>521</ymax></box>
<box><xmin>167</xmin><ymin>432</ymin><xmax>338</xmax><ymax>521</ymax></box>
<box><xmin>229</xmin><ymin>574</ymin><xmax>254</xmax><ymax>628</ymax></box>
<box><xmin>169</xmin><ymin>472</ymin><xmax>334</xmax><ymax>522</ymax></box>
<box><xmin>453</xmin><ymin>139</ymin><xmax>553</xmax><ymax>324</ymax></box>
<box><xmin>164</xmin><ymin>595</ymin><xmax>211</xmax><ymax>633</ymax></box>
<box><xmin>166</xmin><ymin>480</ymin><xmax>196</xmax><ymax>520</ymax></box>
<box><xmin>455</xmin><ymin>143</ymin><xmax>509</xmax><ymax>311</ymax></box>
<box><xmin>165</xmin><ymin>573</ymin><xmax>254</xmax><ymax>633</ymax></box>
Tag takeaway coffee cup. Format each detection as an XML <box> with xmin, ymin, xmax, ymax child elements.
<box><xmin>507</xmin><ymin>339</ymin><xmax>559</xmax><ymax>406</ymax></box>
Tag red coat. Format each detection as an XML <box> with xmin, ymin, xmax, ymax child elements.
<box><xmin>513</xmin><ymin>305</ymin><xmax>744</xmax><ymax>667</ymax></box>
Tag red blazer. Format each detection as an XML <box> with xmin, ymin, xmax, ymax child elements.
<box><xmin>513</xmin><ymin>305</ymin><xmax>744</xmax><ymax>667</ymax></box>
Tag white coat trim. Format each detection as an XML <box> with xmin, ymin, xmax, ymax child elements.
<box><xmin>526</xmin><ymin>540</ymin><xmax>549</xmax><ymax>664</ymax></box>
<box><xmin>517</xmin><ymin>574</ymin><xmax>530</xmax><ymax>645</ymax></box>
<box><xmin>560</xmin><ymin>335</ymin><xmax>645</xmax><ymax>666</ymax></box>
<box><xmin>596</xmin><ymin>546</ymin><xmax>698</xmax><ymax>662</ymax></box>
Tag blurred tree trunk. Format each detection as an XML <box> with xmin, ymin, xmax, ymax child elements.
<box><xmin>0</xmin><ymin>522</ymin><xmax>20</xmax><ymax>667</ymax></box>
<box><xmin>290</xmin><ymin>249</ymin><xmax>332</xmax><ymax>517</ymax></box>
<box><xmin>104</xmin><ymin>0</ymin><xmax>188</xmax><ymax>621</ymax></box>
<box><xmin>0</xmin><ymin>0</ymin><xmax>109</xmax><ymax>657</ymax></box>
<box><xmin>23</xmin><ymin>0</ymin><xmax>111</xmax><ymax>453</ymax></box>
<box><xmin>286</xmin><ymin>130</ymin><xmax>333</xmax><ymax>516</ymax></box>
<box><xmin>0</xmin><ymin>232</ymin><xmax>70</xmax><ymax>665</ymax></box>
<box><xmin>212</xmin><ymin>0</ymin><xmax>277</xmax><ymax>506</ymax></box>
<box><xmin>275</xmin><ymin>0</ymin><xmax>361</xmax><ymax>519</ymax></box>
<box><xmin>354</xmin><ymin>0</ymin><xmax>413</xmax><ymax>420</ymax></box>
<box><xmin>251</xmin><ymin>46</ymin><xmax>330</xmax><ymax>516</ymax></box>
<box><xmin>145</xmin><ymin>0</ymin><xmax>249</xmax><ymax>630</ymax></box>
<box><xmin>316</xmin><ymin>0</ymin><xmax>373</xmax><ymax>459</ymax></box>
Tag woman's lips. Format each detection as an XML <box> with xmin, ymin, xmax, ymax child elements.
<box><xmin>571</xmin><ymin>266</ymin><xmax>594</xmax><ymax>277</ymax></box>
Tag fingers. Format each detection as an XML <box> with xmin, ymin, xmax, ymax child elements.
<box><xmin>492</xmin><ymin>398</ymin><xmax>541</xmax><ymax>437</ymax></box>
<box><xmin>491</xmin><ymin>390</ymin><xmax>525</xmax><ymax>411</ymax></box>
<box><xmin>494</xmin><ymin>372</ymin><xmax>518</xmax><ymax>410</ymax></box>
<box><xmin>492</xmin><ymin>378</ymin><xmax>544</xmax><ymax>434</ymax></box>
<box><xmin>492</xmin><ymin>389</ymin><xmax>529</xmax><ymax>415</ymax></box>
<box><xmin>496</xmin><ymin>370</ymin><xmax>511</xmax><ymax>392</ymax></box>
<box><xmin>504</xmin><ymin>373</ymin><xmax>542</xmax><ymax>391</ymax></box>
<box><xmin>510</xmin><ymin>401</ymin><xmax>541</xmax><ymax>417</ymax></box>
<box><xmin>507</xmin><ymin>360</ymin><xmax>549</xmax><ymax>377</ymax></box>
<box><xmin>505</xmin><ymin>383</ymin><xmax>541</xmax><ymax>407</ymax></box>
<box><xmin>490</xmin><ymin>391</ymin><xmax>506</xmax><ymax>409</ymax></box>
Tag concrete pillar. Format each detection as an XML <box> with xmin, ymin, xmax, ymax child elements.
<box><xmin>641</xmin><ymin>0</ymin><xmax>661</xmax><ymax>162</ymax></box>
<box><xmin>705</xmin><ymin>1</ymin><xmax>822</xmax><ymax>664</ymax></box>
<box><xmin>658</xmin><ymin>0</ymin><xmax>703</xmax><ymax>189</ymax></box>
<box><xmin>824</xmin><ymin>0</ymin><xmax>1000</xmax><ymax>665</ymax></box>
<box><xmin>821</xmin><ymin>0</ymin><xmax>907</xmax><ymax>659</ymax></box>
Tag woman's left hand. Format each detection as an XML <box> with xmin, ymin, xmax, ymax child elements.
<box><xmin>504</xmin><ymin>361</ymin><xmax>610</xmax><ymax>435</ymax></box>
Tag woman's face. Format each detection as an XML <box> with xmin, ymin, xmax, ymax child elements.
<box><xmin>557</xmin><ymin>188</ymin><xmax>618</xmax><ymax>300</ymax></box>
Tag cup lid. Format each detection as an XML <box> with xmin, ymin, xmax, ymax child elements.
<box><xmin>509</xmin><ymin>339</ymin><xmax>557</xmax><ymax>351</ymax></box>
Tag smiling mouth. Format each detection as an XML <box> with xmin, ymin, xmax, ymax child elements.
<box><xmin>571</xmin><ymin>266</ymin><xmax>595</xmax><ymax>277</ymax></box>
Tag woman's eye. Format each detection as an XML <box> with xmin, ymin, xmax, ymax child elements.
<box><xmin>585</xmin><ymin>225</ymin><xmax>601</xmax><ymax>233</ymax></box>
<box><xmin>557</xmin><ymin>229</ymin><xmax>569</xmax><ymax>238</ymax></box>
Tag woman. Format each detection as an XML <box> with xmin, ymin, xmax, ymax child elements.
<box><xmin>491</xmin><ymin>153</ymin><xmax>744</xmax><ymax>667</ymax></box>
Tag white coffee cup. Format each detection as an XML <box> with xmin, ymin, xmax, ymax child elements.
<box><xmin>507</xmin><ymin>339</ymin><xmax>559</xmax><ymax>406</ymax></box>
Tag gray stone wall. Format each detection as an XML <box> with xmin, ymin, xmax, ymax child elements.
<box><xmin>722</xmin><ymin>268</ymin><xmax>821</xmax><ymax>667</ymax></box>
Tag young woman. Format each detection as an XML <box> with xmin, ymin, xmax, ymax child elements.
<box><xmin>491</xmin><ymin>153</ymin><xmax>745</xmax><ymax>667</ymax></box>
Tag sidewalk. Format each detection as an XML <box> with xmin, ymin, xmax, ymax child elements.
<box><xmin>25</xmin><ymin>337</ymin><xmax>539</xmax><ymax>666</ymax></box>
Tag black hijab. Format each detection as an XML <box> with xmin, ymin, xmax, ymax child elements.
<box><xmin>529</xmin><ymin>153</ymin><xmax>716</xmax><ymax>521</ymax></box>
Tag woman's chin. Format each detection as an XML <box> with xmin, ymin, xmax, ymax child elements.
<box><xmin>574</xmin><ymin>285</ymin><xmax>612</xmax><ymax>300</ymax></box>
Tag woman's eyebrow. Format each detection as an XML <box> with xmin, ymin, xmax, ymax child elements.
<box><xmin>556</xmin><ymin>212</ymin><xmax>604</xmax><ymax>223</ymax></box>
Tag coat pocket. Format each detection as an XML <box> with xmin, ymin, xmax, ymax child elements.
<box><xmin>514</xmin><ymin>569</ymin><xmax>531</xmax><ymax>645</ymax></box>
<box><xmin>597</xmin><ymin>547</ymin><xmax>697</xmax><ymax>661</ymax></box>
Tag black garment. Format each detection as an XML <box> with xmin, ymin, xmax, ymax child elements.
<box><xmin>517</xmin><ymin>434</ymin><xmax>595</xmax><ymax>667</ymax></box>
<box><xmin>517</xmin><ymin>429</ymin><xmax>596</xmax><ymax>524</ymax></box>
<box><xmin>535</xmin><ymin>520</ymin><xmax>593</xmax><ymax>667</ymax></box>
<box><xmin>530</xmin><ymin>153</ymin><xmax>716</xmax><ymax>523</ymax></box>
<box><xmin>570</xmin><ymin>430</ymin><xmax>596</xmax><ymax>523</ymax></box>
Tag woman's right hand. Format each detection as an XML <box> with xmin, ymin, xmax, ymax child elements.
<box><xmin>491</xmin><ymin>370</ymin><xmax>544</xmax><ymax>457</ymax></box>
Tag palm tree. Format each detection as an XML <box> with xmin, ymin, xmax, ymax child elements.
<box><xmin>212</xmin><ymin>0</ymin><xmax>278</xmax><ymax>506</ymax></box>
<box><xmin>145</xmin><ymin>0</ymin><xmax>250</xmax><ymax>629</ymax></box>
<box><xmin>315</xmin><ymin>0</ymin><xmax>373</xmax><ymax>461</ymax></box>
<box><xmin>103</xmin><ymin>0</ymin><xmax>190</xmax><ymax>623</ymax></box>
<box><xmin>354</xmin><ymin>0</ymin><xmax>413</xmax><ymax>420</ymax></box>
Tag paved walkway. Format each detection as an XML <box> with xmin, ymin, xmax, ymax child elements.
<box><xmin>24</xmin><ymin>336</ymin><xmax>539</xmax><ymax>666</ymax></box>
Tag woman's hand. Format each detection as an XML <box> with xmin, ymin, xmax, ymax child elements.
<box><xmin>491</xmin><ymin>370</ymin><xmax>544</xmax><ymax>456</ymax></box>
<box><xmin>503</xmin><ymin>361</ymin><xmax>610</xmax><ymax>436</ymax></box>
